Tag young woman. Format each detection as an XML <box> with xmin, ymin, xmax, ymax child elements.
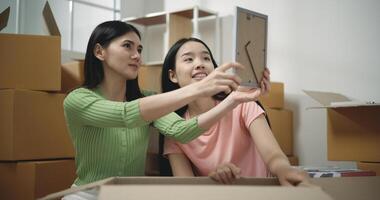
<box><xmin>62</xmin><ymin>21</ymin><xmax>270</xmax><ymax>199</ymax></box>
<box><xmin>161</xmin><ymin>37</ymin><xmax>310</xmax><ymax>186</ymax></box>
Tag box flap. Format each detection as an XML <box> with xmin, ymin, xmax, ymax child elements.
<box><xmin>311</xmin><ymin>176</ymin><xmax>380</xmax><ymax>200</ymax></box>
<box><xmin>303</xmin><ymin>90</ymin><xmax>380</xmax><ymax>109</ymax></box>
<box><xmin>42</xmin><ymin>2</ymin><xmax>60</xmax><ymax>36</ymax></box>
<box><xmin>98</xmin><ymin>185</ymin><xmax>332</xmax><ymax>200</ymax></box>
<box><xmin>303</xmin><ymin>90</ymin><xmax>350</xmax><ymax>106</ymax></box>
<box><xmin>0</xmin><ymin>6</ymin><xmax>10</xmax><ymax>31</ymax></box>
<box><xmin>37</xmin><ymin>177</ymin><xmax>115</xmax><ymax>200</ymax></box>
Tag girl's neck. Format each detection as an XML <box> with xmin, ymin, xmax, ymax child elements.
<box><xmin>187</xmin><ymin>97</ymin><xmax>216</xmax><ymax>118</ymax></box>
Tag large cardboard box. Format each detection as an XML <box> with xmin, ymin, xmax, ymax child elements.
<box><xmin>0</xmin><ymin>3</ymin><xmax>61</xmax><ymax>91</ymax></box>
<box><xmin>258</xmin><ymin>82</ymin><xmax>284</xmax><ymax>109</ymax></box>
<box><xmin>358</xmin><ymin>162</ymin><xmax>380</xmax><ymax>176</ymax></box>
<box><xmin>0</xmin><ymin>89</ymin><xmax>75</xmax><ymax>160</ymax></box>
<box><xmin>0</xmin><ymin>159</ymin><xmax>76</xmax><ymax>200</ymax></box>
<box><xmin>311</xmin><ymin>176</ymin><xmax>380</xmax><ymax>200</ymax></box>
<box><xmin>304</xmin><ymin>90</ymin><xmax>380</xmax><ymax>162</ymax></box>
<box><xmin>39</xmin><ymin>177</ymin><xmax>334</xmax><ymax>200</ymax></box>
<box><xmin>266</xmin><ymin>108</ymin><xmax>293</xmax><ymax>156</ymax></box>
<box><xmin>61</xmin><ymin>60</ymin><xmax>84</xmax><ymax>93</ymax></box>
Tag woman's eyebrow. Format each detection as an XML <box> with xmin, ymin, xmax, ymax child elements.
<box><xmin>181</xmin><ymin>52</ymin><xmax>195</xmax><ymax>57</ymax></box>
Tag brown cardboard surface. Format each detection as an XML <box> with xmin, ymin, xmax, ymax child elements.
<box><xmin>42</xmin><ymin>2</ymin><xmax>60</xmax><ymax>36</ymax></box>
<box><xmin>0</xmin><ymin>7</ymin><xmax>10</xmax><ymax>31</ymax></box>
<box><xmin>311</xmin><ymin>176</ymin><xmax>380</xmax><ymax>200</ymax></box>
<box><xmin>0</xmin><ymin>89</ymin><xmax>75</xmax><ymax>160</ymax></box>
<box><xmin>0</xmin><ymin>2</ymin><xmax>61</xmax><ymax>91</ymax></box>
<box><xmin>357</xmin><ymin>162</ymin><xmax>380</xmax><ymax>176</ymax></box>
<box><xmin>99</xmin><ymin>184</ymin><xmax>331</xmax><ymax>200</ymax></box>
<box><xmin>258</xmin><ymin>82</ymin><xmax>284</xmax><ymax>109</ymax></box>
<box><xmin>304</xmin><ymin>90</ymin><xmax>380</xmax><ymax>108</ymax></box>
<box><xmin>327</xmin><ymin>106</ymin><xmax>380</xmax><ymax>162</ymax></box>
<box><xmin>0</xmin><ymin>34</ymin><xmax>61</xmax><ymax>91</ymax></box>
<box><xmin>39</xmin><ymin>177</ymin><xmax>334</xmax><ymax>200</ymax></box>
<box><xmin>266</xmin><ymin>108</ymin><xmax>293</xmax><ymax>156</ymax></box>
<box><xmin>61</xmin><ymin>60</ymin><xmax>84</xmax><ymax>93</ymax></box>
<box><xmin>304</xmin><ymin>90</ymin><xmax>380</xmax><ymax>162</ymax></box>
<box><xmin>0</xmin><ymin>159</ymin><xmax>76</xmax><ymax>200</ymax></box>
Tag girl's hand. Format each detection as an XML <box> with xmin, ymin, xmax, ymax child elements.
<box><xmin>208</xmin><ymin>163</ymin><xmax>241</xmax><ymax>184</ymax></box>
<box><xmin>196</xmin><ymin>62</ymin><xmax>243</xmax><ymax>97</ymax></box>
<box><xmin>276</xmin><ymin>166</ymin><xmax>312</xmax><ymax>187</ymax></box>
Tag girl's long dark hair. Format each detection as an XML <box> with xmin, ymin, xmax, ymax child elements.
<box><xmin>83</xmin><ymin>20</ymin><xmax>143</xmax><ymax>101</ymax></box>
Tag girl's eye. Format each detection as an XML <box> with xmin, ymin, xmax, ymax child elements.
<box><xmin>137</xmin><ymin>48</ymin><xmax>143</xmax><ymax>54</ymax></box>
<box><xmin>204</xmin><ymin>57</ymin><xmax>211</xmax><ymax>61</ymax></box>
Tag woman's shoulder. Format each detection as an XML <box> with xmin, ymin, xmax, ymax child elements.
<box><xmin>66</xmin><ymin>87</ymin><xmax>97</xmax><ymax>98</ymax></box>
<box><xmin>64</xmin><ymin>87</ymin><xmax>101</xmax><ymax>105</ymax></box>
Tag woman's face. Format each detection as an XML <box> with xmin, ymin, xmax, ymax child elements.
<box><xmin>100</xmin><ymin>31</ymin><xmax>143</xmax><ymax>80</ymax></box>
<box><xmin>170</xmin><ymin>41</ymin><xmax>215</xmax><ymax>87</ymax></box>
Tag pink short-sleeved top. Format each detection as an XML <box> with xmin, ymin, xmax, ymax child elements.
<box><xmin>164</xmin><ymin>101</ymin><xmax>270</xmax><ymax>177</ymax></box>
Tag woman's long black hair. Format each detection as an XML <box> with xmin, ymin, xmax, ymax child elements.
<box><xmin>82</xmin><ymin>20</ymin><xmax>143</xmax><ymax>101</ymax></box>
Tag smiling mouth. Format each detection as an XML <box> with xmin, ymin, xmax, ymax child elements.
<box><xmin>192</xmin><ymin>73</ymin><xmax>208</xmax><ymax>79</ymax></box>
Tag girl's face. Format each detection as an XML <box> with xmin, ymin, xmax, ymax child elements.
<box><xmin>98</xmin><ymin>31</ymin><xmax>143</xmax><ymax>80</ymax></box>
<box><xmin>170</xmin><ymin>41</ymin><xmax>215</xmax><ymax>87</ymax></box>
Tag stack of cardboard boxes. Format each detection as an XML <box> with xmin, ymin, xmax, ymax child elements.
<box><xmin>258</xmin><ymin>82</ymin><xmax>298</xmax><ymax>166</ymax></box>
<box><xmin>0</xmin><ymin>4</ymin><xmax>76</xmax><ymax>200</ymax></box>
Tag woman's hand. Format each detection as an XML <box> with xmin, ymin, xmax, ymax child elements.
<box><xmin>276</xmin><ymin>166</ymin><xmax>312</xmax><ymax>187</ymax></box>
<box><xmin>196</xmin><ymin>62</ymin><xmax>243</xmax><ymax>97</ymax></box>
<box><xmin>260</xmin><ymin>67</ymin><xmax>271</xmax><ymax>96</ymax></box>
<box><xmin>208</xmin><ymin>163</ymin><xmax>241</xmax><ymax>184</ymax></box>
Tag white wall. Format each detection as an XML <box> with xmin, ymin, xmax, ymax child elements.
<box><xmin>163</xmin><ymin>0</ymin><xmax>380</xmax><ymax>168</ymax></box>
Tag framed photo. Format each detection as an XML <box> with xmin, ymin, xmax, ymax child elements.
<box><xmin>233</xmin><ymin>7</ymin><xmax>268</xmax><ymax>88</ymax></box>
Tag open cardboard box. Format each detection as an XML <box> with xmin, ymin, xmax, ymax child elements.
<box><xmin>0</xmin><ymin>2</ymin><xmax>61</xmax><ymax>91</ymax></box>
<box><xmin>39</xmin><ymin>177</ymin><xmax>332</xmax><ymax>200</ymax></box>
<box><xmin>39</xmin><ymin>176</ymin><xmax>380</xmax><ymax>200</ymax></box>
<box><xmin>304</xmin><ymin>90</ymin><xmax>380</xmax><ymax>162</ymax></box>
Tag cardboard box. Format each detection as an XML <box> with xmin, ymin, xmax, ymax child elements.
<box><xmin>39</xmin><ymin>177</ymin><xmax>334</xmax><ymax>200</ymax></box>
<box><xmin>358</xmin><ymin>162</ymin><xmax>380</xmax><ymax>176</ymax></box>
<box><xmin>266</xmin><ymin>108</ymin><xmax>293</xmax><ymax>156</ymax></box>
<box><xmin>0</xmin><ymin>3</ymin><xmax>61</xmax><ymax>91</ymax></box>
<box><xmin>0</xmin><ymin>89</ymin><xmax>75</xmax><ymax>160</ymax></box>
<box><xmin>0</xmin><ymin>159</ymin><xmax>76</xmax><ymax>200</ymax></box>
<box><xmin>258</xmin><ymin>82</ymin><xmax>284</xmax><ymax>109</ymax></box>
<box><xmin>304</xmin><ymin>90</ymin><xmax>380</xmax><ymax>162</ymax></box>
<box><xmin>61</xmin><ymin>60</ymin><xmax>84</xmax><ymax>93</ymax></box>
<box><xmin>311</xmin><ymin>176</ymin><xmax>380</xmax><ymax>200</ymax></box>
